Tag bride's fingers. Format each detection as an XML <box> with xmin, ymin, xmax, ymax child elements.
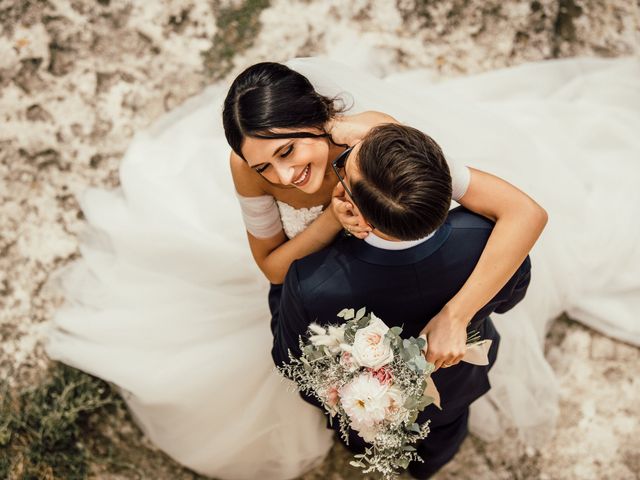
<box><xmin>332</xmin><ymin>181</ymin><xmax>346</xmax><ymax>198</ymax></box>
<box><xmin>340</xmin><ymin>216</ymin><xmax>371</xmax><ymax>238</ymax></box>
<box><xmin>337</xmin><ymin>201</ymin><xmax>353</xmax><ymax>215</ymax></box>
<box><xmin>336</xmin><ymin>206</ymin><xmax>363</xmax><ymax>226</ymax></box>
<box><xmin>332</xmin><ymin>196</ymin><xmax>355</xmax><ymax>223</ymax></box>
<box><xmin>340</xmin><ymin>215</ymin><xmax>360</xmax><ymax>227</ymax></box>
<box><xmin>344</xmin><ymin>219</ymin><xmax>371</xmax><ymax>234</ymax></box>
<box><xmin>332</xmin><ymin>195</ymin><xmax>373</xmax><ymax>237</ymax></box>
<box><xmin>349</xmin><ymin>227</ymin><xmax>370</xmax><ymax>239</ymax></box>
<box><xmin>345</xmin><ymin>206</ymin><xmax>372</xmax><ymax>230</ymax></box>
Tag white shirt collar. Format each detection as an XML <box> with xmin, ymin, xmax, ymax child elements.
<box><xmin>363</xmin><ymin>230</ymin><xmax>436</xmax><ymax>251</ymax></box>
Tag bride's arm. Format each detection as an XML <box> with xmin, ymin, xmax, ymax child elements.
<box><xmin>231</xmin><ymin>152</ymin><xmax>343</xmax><ymax>285</ymax></box>
<box><xmin>421</xmin><ymin>168</ymin><xmax>548</xmax><ymax>370</ymax></box>
<box><xmin>246</xmin><ymin>211</ymin><xmax>341</xmax><ymax>284</ymax></box>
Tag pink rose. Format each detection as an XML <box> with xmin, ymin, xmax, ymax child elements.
<box><xmin>369</xmin><ymin>366</ymin><xmax>393</xmax><ymax>385</ymax></box>
<box><xmin>340</xmin><ymin>351</ymin><xmax>359</xmax><ymax>372</ymax></box>
<box><xmin>326</xmin><ymin>386</ymin><xmax>339</xmax><ymax>408</ymax></box>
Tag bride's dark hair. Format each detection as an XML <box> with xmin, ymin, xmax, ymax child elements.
<box><xmin>223</xmin><ymin>62</ymin><xmax>343</xmax><ymax>159</ymax></box>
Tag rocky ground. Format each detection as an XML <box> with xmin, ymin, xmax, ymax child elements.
<box><xmin>1</xmin><ymin>0</ymin><xmax>639</xmax><ymax>479</ymax></box>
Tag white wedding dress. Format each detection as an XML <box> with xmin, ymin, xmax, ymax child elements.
<box><xmin>46</xmin><ymin>56</ymin><xmax>640</xmax><ymax>479</ymax></box>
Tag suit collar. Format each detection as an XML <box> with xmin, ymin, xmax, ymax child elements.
<box><xmin>347</xmin><ymin>221</ymin><xmax>452</xmax><ymax>266</ymax></box>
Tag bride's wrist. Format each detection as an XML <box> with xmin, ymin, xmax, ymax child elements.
<box><xmin>323</xmin><ymin>206</ymin><xmax>342</xmax><ymax>231</ymax></box>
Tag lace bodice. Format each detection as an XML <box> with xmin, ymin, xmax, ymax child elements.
<box><xmin>276</xmin><ymin>201</ymin><xmax>324</xmax><ymax>239</ymax></box>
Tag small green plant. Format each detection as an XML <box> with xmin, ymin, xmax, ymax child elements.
<box><xmin>0</xmin><ymin>363</ymin><xmax>122</xmax><ymax>479</ymax></box>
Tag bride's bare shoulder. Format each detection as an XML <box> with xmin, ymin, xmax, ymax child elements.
<box><xmin>229</xmin><ymin>150</ymin><xmax>269</xmax><ymax>197</ymax></box>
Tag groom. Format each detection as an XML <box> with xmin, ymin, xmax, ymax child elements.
<box><xmin>270</xmin><ymin>124</ymin><xmax>531</xmax><ymax>478</ymax></box>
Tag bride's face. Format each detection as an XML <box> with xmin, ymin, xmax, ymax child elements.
<box><xmin>241</xmin><ymin>129</ymin><xmax>331</xmax><ymax>193</ymax></box>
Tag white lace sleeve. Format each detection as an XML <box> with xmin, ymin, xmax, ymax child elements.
<box><xmin>449</xmin><ymin>160</ymin><xmax>471</xmax><ymax>202</ymax></box>
<box><xmin>235</xmin><ymin>193</ymin><xmax>283</xmax><ymax>238</ymax></box>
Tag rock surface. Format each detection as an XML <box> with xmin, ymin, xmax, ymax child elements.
<box><xmin>1</xmin><ymin>1</ymin><xmax>639</xmax><ymax>479</ymax></box>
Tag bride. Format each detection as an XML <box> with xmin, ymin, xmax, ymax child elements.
<box><xmin>46</xmin><ymin>56</ymin><xmax>640</xmax><ymax>479</ymax></box>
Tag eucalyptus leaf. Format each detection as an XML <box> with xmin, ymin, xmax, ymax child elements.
<box><xmin>408</xmin><ymin>411</ymin><xmax>418</xmax><ymax>424</ymax></box>
<box><xmin>414</xmin><ymin>355</ymin><xmax>428</xmax><ymax>371</ymax></box>
<box><xmin>404</xmin><ymin>397</ymin><xmax>418</xmax><ymax>410</ymax></box>
<box><xmin>418</xmin><ymin>395</ymin><xmax>435</xmax><ymax>410</ymax></box>
<box><xmin>390</xmin><ymin>326</ymin><xmax>403</xmax><ymax>336</ymax></box>
<box><xmin>424</xmin><ymin>363</ymin><xmax>435</xmax><ymax>376</ymax></box>
<box><xmin>301</xmin><ymin>358</ymin><xmax>312</xmax><ymax>372</ymax></box>
<box><xmin>357</xmin><ymin>316</ymin><xmax>369</xmax><ymax>329</ymax></box>
<box><xmin>344</xmin><ymin>330</ymin><xmax>355</xmax><ymax>343</ymax></box>
<box><xmin>400</xmin><ymin>347</ymin><xmax>412</xmax><ymax>362</ymax></box>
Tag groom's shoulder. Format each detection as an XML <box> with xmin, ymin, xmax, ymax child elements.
<box><xmin>287</xmin><ymin>235</ymin><xmax>352</xmax><ymax>291</ymax></box>
<box><xmin>446</xmin><ymin>206</ymin><xmax>494</xmax><ymax>231</ymax></box>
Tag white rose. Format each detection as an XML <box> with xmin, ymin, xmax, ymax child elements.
<box><xmin>339</xmin><ymin>373</ymin><xmax>390</xmax><ymax>428</ymax></box>
<box><xmin>384</xmin><ymin>386</ymin><xmax>408</xmax><ymax>425</ymax></box>
<box><xmin>350</xmin><ymin>317</ymin><xmax>394</xmax><ymax>369</ymax></box>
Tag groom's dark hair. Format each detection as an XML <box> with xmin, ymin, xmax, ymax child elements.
<box><xmin>353</xmin><ymin>124</ymin><xmax>452</xmax><ymax>241</ymax></box>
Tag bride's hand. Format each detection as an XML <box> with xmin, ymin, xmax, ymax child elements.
<box><xmin>325</xmin><ymin>111</ymin><xmax>399</xmax><ymax>146</ymax></box>
<box><xmin>331</xmin><ymin>183</ymin><xmax>371</xmax><ymax>239</ymax></box>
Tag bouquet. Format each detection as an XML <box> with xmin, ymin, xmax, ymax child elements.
<box><xmin>278</xmin><ymin>307</ymin><xmax>486</xmax><ymax>478</ymax></box>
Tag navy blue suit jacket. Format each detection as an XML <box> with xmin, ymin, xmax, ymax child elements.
<box><xmin>270</xmin><ymin>206</ymin><xmax>531</xmax><ymax>438</ymax></box>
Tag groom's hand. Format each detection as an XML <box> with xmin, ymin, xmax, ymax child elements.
<box><xmin>420</xmin><ymin>305</ymin><xmax>469</xmax><ymax>371</ymax></box>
